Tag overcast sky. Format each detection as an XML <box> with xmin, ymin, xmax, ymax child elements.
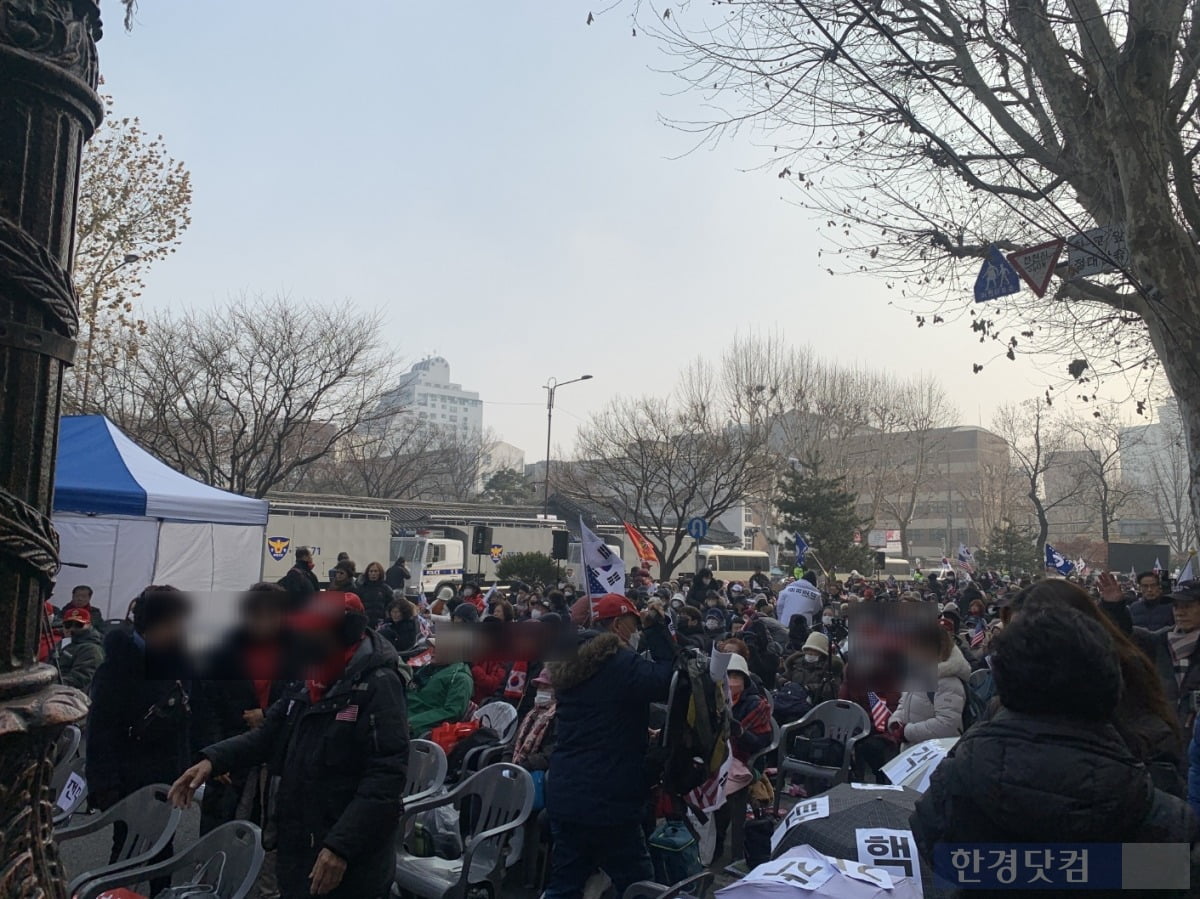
<box><xmin>98</xmin><ymin>1</ymin><xmax>1078</xmax><ymax>460</ymax></box>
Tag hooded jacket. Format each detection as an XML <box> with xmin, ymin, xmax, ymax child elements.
<box><xmin>889</xmin><ymin>644</ymin><xmax>971</xmax><ymax>747</ymax></box>
<box><xmin>202</xmin><ymin>630</ymin><xmax>408</xmax><ymax>899</ymax></box>
<box><xmin>545</xmin><ymin>627</ymin><xmax>674</xmax><ymax>823</ymax></box>
<box><xmin>912</xmin><ymin>708</ymin><xmax>1197</xmax><ymax>898</ymax></box>
<box><xmin>57</xmin><ymin>625</ymin><xmax>104</xmax><ymax>691</ymax></box>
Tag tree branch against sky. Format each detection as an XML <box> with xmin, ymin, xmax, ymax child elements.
<box><xmin>631</xmin><ymin>0</ymin><xmax>1200</xmax><ymax>546</ymax></box>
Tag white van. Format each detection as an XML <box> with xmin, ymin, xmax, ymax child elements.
<box><xmin>696</xmin><ymin>546</ymin><xmax>771</xmax><ymax>584</ymax></box>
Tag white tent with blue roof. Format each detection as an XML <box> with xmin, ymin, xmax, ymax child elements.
<box><xmin>52</xmin><ymin>415</ymin><xmax>268</xmax><ymax>622</ymax></box>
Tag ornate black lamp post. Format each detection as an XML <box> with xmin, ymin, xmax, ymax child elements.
<box><xmin>0</xmin><ymin>0</ymin><xmax>104</xmax><ymax>893</ymax></box>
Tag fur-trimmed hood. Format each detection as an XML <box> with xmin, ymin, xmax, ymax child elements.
<box><xmin>547</xmin><ymin>632</ymin><xmax>623</xmax><ymax>693</ymax></box>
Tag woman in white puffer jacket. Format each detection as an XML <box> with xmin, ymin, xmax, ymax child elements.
<box><xmin>888</xmin><ymin>625</ymin><xmax>971</xmax><ymax>749</ymax></box>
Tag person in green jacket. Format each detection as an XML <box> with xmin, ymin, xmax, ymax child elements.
<box><xmin>407</xmin><ymin>659</ymin><xmax>473</xmax><ymax>734</ymax></box>
<box><xmin>58</xmin><ymin>606</ymin><xmax>105</xmax><ymax>692</ymax></box>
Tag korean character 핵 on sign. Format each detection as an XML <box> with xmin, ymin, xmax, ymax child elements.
<box><xmin>1023</xmin><ymin>849</ymin><xmax>1053</xmax><ymax>884</ymax></box>
<box><xmin>863</xmin><ymin>834</ymin><xmax>915</xmax><ymax>877</ymax></box>
<box><xmin>988</xmin><ymin>849</ymin><xmax>1019</xmax><ymax>884</ymax></box>
<box><xmin>949</xmin><ymin>848</ymin><xmax>982</xmax><ymax>884</ymax></box>
<box><xmin>1057</xmin><ymin>849</ymin><xmax>1088</xmax><ymax>884</ymax></box>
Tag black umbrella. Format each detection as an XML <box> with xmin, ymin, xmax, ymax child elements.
<box><xmin>772</xmin><ymin>783</ymin><xmax>921</xmax><ymax>859</ymax></box>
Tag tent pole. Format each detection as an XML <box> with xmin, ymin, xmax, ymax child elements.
<box><xmin>0</xmin><ymin>2</ymin><xmax>103</xmax><ymax>892</ymax></box>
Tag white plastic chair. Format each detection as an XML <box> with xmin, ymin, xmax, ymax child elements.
<box><xmin>405</xmin><ymin>738</ymin><xmax>448</xmax><ymax>803</ymax></box>
<box><xmin>55</xmin><ymin>783</ymin><xmax>181</xmax><ymax>894</ymax></box>
<box><xmin>471</xmin><ymin>701</ymin><xmax>519</xmax><ymax>744</ymax></box>
<box><xmin>393</xmin><ymin>763</ymin><xmax>533</xmax><ymax>899</ymax></box>
<box><xmin>50</xmin><ymin>755</ymin><xmax>88</xmax><ymax>826</ymax></box>
<box><xmin>75</xmin><ymin>820</ymin><xmax>264</xmax><ymax>899</ymax></box>
<box><xmin>624</xmin><ymin>871</ymin><xmax>715</xmax><ymax>899</ymax></box>
<box><xmin>773</xmin><ymin>699</ymin><xmax>871</xmax><ymax>813</ymax></box>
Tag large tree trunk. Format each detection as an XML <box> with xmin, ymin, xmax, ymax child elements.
<box><xmin>0</xmin><ymin>1</ymin><xmax>102</xmax><ymax>893</ymax></box>
<box><xmin>1152</xmin><ymin>330</ymin><xmax>1200</xmax><ymax>555</ymax></box>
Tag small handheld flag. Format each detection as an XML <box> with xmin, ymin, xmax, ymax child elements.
<box><xmin>867</xmin><ymin>691</ymin><xmax>890</xmax><ymax>733</ymax></box>
<box><xmin>1045</xmin><ymin>543</ymin><xmax>1075</xmax><ymax>576</ymax></box>
<box><xmin>1179</xmin><ymin>555</ymin><xmax>1196</xmax><ymax>584</ymax></box>
<box><xmin>970</xmin><ymin>623</ymin><xmax>986</xmax><ymax>649</ymax></box>
<box><xmin>793</xmin><ymin>533</ymin><xmax>810</xmax><ymax>565</ymax></box>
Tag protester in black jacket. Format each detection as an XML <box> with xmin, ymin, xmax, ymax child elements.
<box><xmin>385</xmin><ymin>556</ymin><xmax>410</xmax><ymax>592</ymax></box>
<box><xmin>277</xmin><ymin>546</ymin><xmax>320</xmax><ymax>608</ymax></box>
<box><xmin>545</xmin><ymin>594</ymin><xmax>675</xmax><ymax>899</ymax></box>
<box><xmin>1130</xmin><ymin>571</ymin><xmax>1175</xmax><ymax>630</ymax></box>
<box><xmin>87</xmin><ymin>587</ymin><xmax>195</xmax><ymax>813</ymax></box>
<box><xmin>357</xmin><ymin>561</ymin><xmax>394</xmax><ymax>625</ymax></box>
<box><xmin>379</xmin><ymin>597</ymin><xmax>419</xmax><ymax>653</ymax></box>
<box><xmin>912</xmin><ymin>606</ymin><xmax>1196</xmax><ymax>898</ymax></box>
<box><xmin>196</xmin><ymin>584</ymin><xmax>289</xmax><ymax>835</ymax></box>
<box><xmin>171</xmin><ymin>592</ymin><xmax>409</xmax><ymax>899</ymax></box>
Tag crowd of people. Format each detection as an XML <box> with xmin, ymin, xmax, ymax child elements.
<box><xmin>39</xmin><ymin>548</ymin><xmax>1200</xmax><ymax>898</ymax></box>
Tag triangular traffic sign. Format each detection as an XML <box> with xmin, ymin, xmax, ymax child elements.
<box><xmin>1007</xmin><ymin>238</ymin><xmax>1064</xmax><ymax>297</ymax></box>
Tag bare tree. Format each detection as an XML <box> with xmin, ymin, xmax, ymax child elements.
<box><xmin>862</xmin><ymin>376</ymin><xmax>957</xmax><ymax>558</ymax></box>
<box><xmin>993</xmin><ymin>399</ymin><xmax>1085</xmax><ymax>550</ymax></box>
<box><xmin>1065</xmin><ymin>407</ymin><xmax>1145</xmax><ymax>544</ymax></box>
<box><xmin>559</xmin><ymin>391</ymin><xmax>775</xmax><ymax>579</ymax></box>
<box><xmin>641</xmin><ymin>0</ymin><xmax>1200</xmax><ymax>550</ymax></box>
<box><xmin>1125</xmin><ymin>399</ymin><xmax>1197</xmax><ymax>557</ymax></box>
<box><xmin>67</xmin><ymin>95</ymin><xmax>192</xmax><ymax>412</ymax></box>
<box><xmin>96</xmin><ymin>294</ymin><xmax>401</xmax><ymax>498</ymax></box>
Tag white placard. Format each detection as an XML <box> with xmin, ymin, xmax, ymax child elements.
<box><xmin>743</xmin><ymin>850</ymin><xmax>836</xmax><ymax>892</ymax></box>
<box><xmin>856</xmin><ymin>827</ymin><xmax>922</xmax><ymax>893</ymax></box>
<box><xmin>831</xmin><ymin>857</ymin><xmax>894</xmax><ymax>889</ymax></box>
<box><xmin>55</xmin><ymin>771</ymin><xmax>86</xmax><ymax>812</ymax></box>
<box><xmin>770</xmin><ymin>794</ymin><xmax>830</xmax><ymax>852</ymax></box>
<box><xmin>849</xmin><ymin>782</ymin><xmax>905</xmax><ymax>791</ymax></box>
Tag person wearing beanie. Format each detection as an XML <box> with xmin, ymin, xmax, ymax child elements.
<box><xmin>783</xmin><ymin>631</ymin><xmax>844</xmax><ymax>701</ymax></box>
<box><xmin>171</xmin><ymin>591</ymin><xmax>409</xmax><ymax>899</ymax></box>
<box><xmin>543</xmin><ymin>594</ymin><xmax>675</xmax><ymax>898</ymax></box>
<box><xmin>912</xmin><ymin>606</ymin><xmax>1196</xmax><ymax>894</ymax></box>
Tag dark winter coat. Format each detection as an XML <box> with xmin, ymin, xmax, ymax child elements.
<box><xmin>545</xmin><ymin>627</ymin><xmax>674</xmax><ymax>824</ymax></box>
<box><xmin>385</xmin><ymin>559</ymin><xmax>410</xmax><ymax>591</ymax></box>
<box><xmin>202</xmin><ymin>630</ymin><xmax>409</xmax><ymax>899</ymax></box>
<box><xmin>730</xmin><ymin>676</ymin><xmax>773</xmax><ymax>764</ymax></box>
<box><xmin>57</xmin><ymin>626</ymin><xmax>104</xmax><ymax>691</ymax></box>
<box><xmin>912</xmin><ymin>708</ymin><xmax>1197</xmax><ymax>898</ymax></box>
<box><xmin>1140</xmin><ymin>625</ymin><xmax>1200</xmax><ymax>728</ymax></box>
<box><xmin>86</xmin><ymin>629</ymin><xmax>195</xmax><ymax>807</ymax></box>
<box><xmin>379</xmin><ymin>617</ymin><xmax>418</xmax><ymax>654</ymax></box>
<box><xmin>277</xmin><ymin>563</ymin><xmax>320</xmax><ymax>607</ymax></box>
<box><xmin>1130</xmin><ymin>596</ymin><xmax>1175</xmax><ymax>631</ymax></box>
<box><xmin>356</xmin><ymin>579</ymin><xmax>395</xmax><ymax>625</ymax></box>
<box><xmin>784</xmin><ymin>651</ymin><xmax>844</xmax><ymax>701</ymax></box>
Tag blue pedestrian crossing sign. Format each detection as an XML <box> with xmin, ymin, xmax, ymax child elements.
<box><xmin>974</xmin><ymin>246</ymin><xmax>1021</xmax><ymax>303</ymax></box>
<box><xmin>686</xmin><ymin>517</ymin><xmax>709</xmax><ymax>539</ymax></box>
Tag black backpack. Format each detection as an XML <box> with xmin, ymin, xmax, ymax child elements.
<box><xmin>446</xmin><ymin>726</ymin><xmax>500</xmax><ymax>782</ymax></box>
<box><xmin>659</xmin><ymin>653</ymin><xmax>730</xmax><ymax>798</ymax></box>
<box><xmin>772</xmin><ymin>682</ymin><xmax>813</xmax><ymax>726</ymax></box>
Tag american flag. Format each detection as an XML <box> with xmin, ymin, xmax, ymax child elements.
<box><xmin>867</xmin><ymin>692</ymin><xmax>890</xmax><ymax>732</ymax></box>
<box><xmin>970</xmin><ymin>623</ymin><xmax>986</xmax><ymax>648</ymax></box>
<box><xmin>335</xmin><ymin>704</ymin><xmax>359</xmax><ymax>722</ymax></box>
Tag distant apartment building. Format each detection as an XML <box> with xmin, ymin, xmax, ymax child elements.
<box><xmin>1119</xmin><ymin>401</ymin><xmax>1192</xmax><ymax>552</ymax></box>
<box><xmin>847</xmin><ymin>426</ymin><xmax>1014</xmax><ymax>563</ymax></box>
<box><xmin>380</xmin><ymin>356</ymin><xmax>483</xmax><ymax>439</ymax></box>
<box><xmin>1044</xmin><ymin>449</ymin><xmax>1102</xmax><ymax>541</ymax></box>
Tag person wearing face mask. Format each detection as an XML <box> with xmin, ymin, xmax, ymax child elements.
<box><xmin>544</xmin><ymin>594</ymin><xmax>676</xmax><ymax>899</ymax></box>
<box><xmin>783</xmin><ymin>631</ymin><xmax>844</xmax><ymax>702</ymax></box>
<box><xmin>513</xmin><ymin>668</ymin><xmax>558</xmax><ymax>770</ymax></box>
<box><xmin>277</xmin><ymin>546</ymin><xmax>320</xmax><ymax>609</ymax></box>
<box><xmin>687</xmin><ymin>568</ymin><xmax>717</xmax><ymax>608</ymax></box>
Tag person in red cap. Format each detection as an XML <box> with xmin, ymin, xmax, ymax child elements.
<box><xmin>56</xmin><ymin>605</ymin><xmax>104</xmax><ymax>691</ymax></box>
<box><xmin>170</xmin><ymin>591</ymin><xmax>409</xmax><ymax>899</ymax></box>
<box><xmin>543</xmin><ymin>593</ymin><xmax>676</xmax><ymax>899</ymax></box>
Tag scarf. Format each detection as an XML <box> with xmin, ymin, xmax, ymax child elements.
<box><xmin>306</xmin><ymin>642</ymin><xmax>360</xmax><ymax>703</ymax></box>
<box><xmin>512</xmin><ymin>701</ymin><xmax>556</xmax><ymax>766</ymax></box>
<box><xmin>1167</xmin><ymin>628</ymin><xmax>1200</xmax><ymax>688</ymax></box>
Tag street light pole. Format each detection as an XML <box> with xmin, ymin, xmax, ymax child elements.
<box><xmin>542</xmin><ymin>374</ymin><xmax>593</xmax><ymax>520</ymax></box>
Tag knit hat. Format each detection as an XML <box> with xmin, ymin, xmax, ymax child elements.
<box><xmin>451</xmin><ymin>602</ymin><xmax>480</xmax><ymax>623</ymax></box>
<box><xmin>802</xmin><ymin>631</ymin><xmax>830</xmax><ymax>656</ymax></box>
<box><xmin>726</xmin><ymin>653</ymin><xmax>751</xmax><ymax>677</ymax></box>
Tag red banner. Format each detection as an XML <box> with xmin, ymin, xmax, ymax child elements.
<box><xmin>623</xmin><ymin>522</ymin><xmax>659</xmax><ymax>564</ymax></box>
